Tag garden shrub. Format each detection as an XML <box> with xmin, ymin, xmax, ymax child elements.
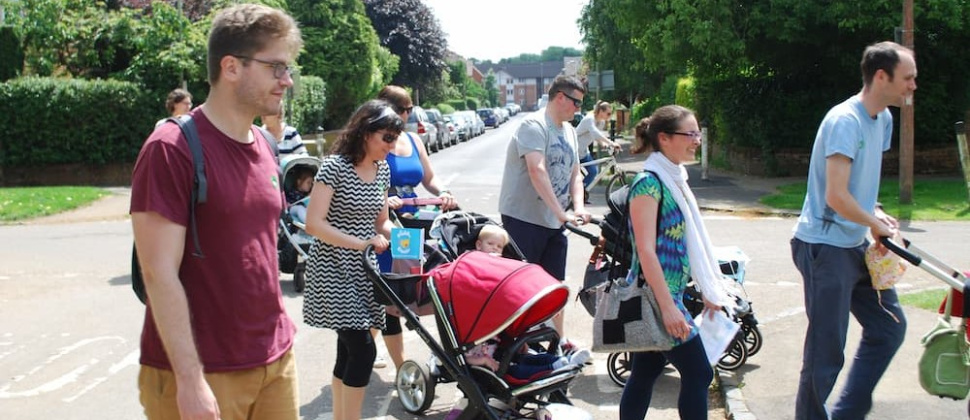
<box><xmin>0</xmin><ymin>77</ymin><xmax>154</xmax><ymax>166</ymax></box>
<box><xmin>436</xmin><ymin>103</ymin><xmax>455</xmax><ymax>115</ymax></box>
<box><xmin>0</xmin><ymin>26</ymin><xmax>22</xmax><ymax>82</ymax></box>
<box><xmin>445</xmin><ymin>99</ymin><xmax>466</xmax><ymax>111</ymax></box>
<box><xmin>289</xmin><ymin>75</ymin><xmax>326</xmax><ymax>134</ymax></box>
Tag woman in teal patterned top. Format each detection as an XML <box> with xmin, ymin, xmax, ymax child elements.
<box><xmin>620</xmin><ymin>105</ymin><xmax>733</xmax><ymax>420</ymax></box>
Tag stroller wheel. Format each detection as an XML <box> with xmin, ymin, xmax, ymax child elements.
<box><xmin>607</xmin><ymin>352</ymin><xmax>631</xmax><ymax>387</ymax></box>
<box><xmin>742</xmin><ymin>324</ymin><xmax>762</xmax><ymax>356</ymax></box>
<box><xmin>717</xmin><ymin>339</ymin><xmax>748</xmax><ymax>371</ymax></box>
<box><xmin>396</xmin><ymin>360</ymin><xmax>436</xmax><ymax>414</ymax></box>
<box><xmin>293</xmin><ymin>263</ymin><xmax>306</xmax><ymax>293</ymax></box>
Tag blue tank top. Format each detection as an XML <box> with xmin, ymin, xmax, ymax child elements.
<box><xmin>386</xmin><ymin>132</ymin><xmax>425</xmax><ymax>214</ymax></box>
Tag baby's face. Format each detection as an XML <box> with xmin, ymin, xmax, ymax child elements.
<box><xmin>476</xmin><ymin>237</ymin><xmax>505</xmax><ymax>254</ymax></box>
<box><xmin>297</xmin><ymin>176</ymin><xmax>313</xmax><ymax>193</ymax></box>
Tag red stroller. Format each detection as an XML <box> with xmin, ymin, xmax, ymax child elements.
<box><xmin>363</xmin><ymin>246</ymin><xmax>588</xmax><ymax>420</ymax></box>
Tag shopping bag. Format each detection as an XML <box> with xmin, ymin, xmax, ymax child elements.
<box><xmin>918</xmin><ymin>283</ymin><xmax>970</xmax><ymax>400</ymax></box>
<box><xmin>592</xmin><ymin>278</ymin><xmax>673</xmax><ymax>353</ymax></box>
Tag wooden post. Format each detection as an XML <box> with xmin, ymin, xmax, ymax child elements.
<box><xmin>899</xmin><ymin>0</ymin><xmax>915</xmax><ymax>204</ymax></box>
<box><xmin>956</xmin><ymin>121</ymin><xmax>970</xmax><ymax>203</ymax></box>
<box><xmin>701</xmin><ymin>126</ymin><xmax>709</xmax><ymax>180</ymax></box>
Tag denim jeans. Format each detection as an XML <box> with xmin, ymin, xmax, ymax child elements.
<box><xmin>790</xmin><ymin>238</ymin><xmax>906</xmax><ymax>420</ymax></box>
<box><xmin>619</xmin><ymin>336</ymin><xmax>712</xmax><ymax>420</ymax></box>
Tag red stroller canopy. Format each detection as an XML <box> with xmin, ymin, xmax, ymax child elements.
<box><xmin>429</xmin><ymin>251</ymin><xmax>569</xmax><ymax>346</ymax></box>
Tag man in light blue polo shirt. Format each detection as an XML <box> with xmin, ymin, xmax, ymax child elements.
<box><xmin>791</xmin><ymin>41</ymin><xmax>917</xmax><ymax>420</ymax></box>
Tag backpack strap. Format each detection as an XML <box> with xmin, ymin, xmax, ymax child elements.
<box><xmin>167</xmin><ymin>115</ymin><xmax>206</xmax><ymax>258</ymax></box>
<box><xmin>624</xmin><ymin>170</ymin><xmax>662</xmax><ymax>287</ymax></box>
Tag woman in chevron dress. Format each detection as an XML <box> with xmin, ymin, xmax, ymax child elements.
<box><xmin>303</xmin><ymin>100</ymin><xmax>402</xmax><ymax>420</ymax></box>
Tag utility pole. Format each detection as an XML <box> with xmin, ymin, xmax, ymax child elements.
<box><xmin>899</xmin><ymin>0</ymin><xmax>915</xmax><ymax>204</ymax></box>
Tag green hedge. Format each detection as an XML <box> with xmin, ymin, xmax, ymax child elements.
<box><xmin>289</xmin><ymin>75</ymin><xmax>327</xmax><ymax>134</ymax></box>
<box><xmin>436</xmin><ymin>103</ymin><xmax>456</xmax><ymax>115</ymax></box>
<box><xmin>445</xmin><ymin>99</ymin><xmax>466</xmax><ymax>111</ymax></box>
<box><xmin>0</xmin><ymin>77</ymin><xmax>154</xmax><ymax>166</ymax></box>
<box><xmin>465</xmin><ymin>97</ymin><xmax>481</xmax><ymax>110</ymax></box>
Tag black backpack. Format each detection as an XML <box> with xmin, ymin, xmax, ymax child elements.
<box><xmin>130</xmin><ymin>116</ymin><xmax>279</xmax><ymax>304</ymax></box>
<box><xmin>599</xmin><ymin>170</ymin><xmax>661</xmax><ymax>276</ymax></box>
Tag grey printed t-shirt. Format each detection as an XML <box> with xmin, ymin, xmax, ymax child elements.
<box><xmin>499</xmin><ymin>111</ymin><xmax>579</xmax><ymax>229</ymax></box>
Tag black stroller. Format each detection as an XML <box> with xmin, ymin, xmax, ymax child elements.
<box><xmin>566</xmin><ymin>219</ymin><xmax>762</xmax><ymax>386</ymax></box>
<box><xmin>362</xmin><ymin>211</ymin><xmax>590</xmax><ymax>420</ymax></box>
<box><xmin>277</xmin><ymin>154</ymin><xmax>319</xmax><ymax>293</ymax></box>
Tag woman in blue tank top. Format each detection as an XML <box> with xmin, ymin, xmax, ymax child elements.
<box><xmin>373</xmin><ymin>85</ymin><xmax>458</xmax><ymax>371</ymax></box>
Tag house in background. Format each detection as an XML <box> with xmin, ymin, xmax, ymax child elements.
<box><xmin>481</xmin><ymin>57</ymin><xmax>584</xmax><ymax>110</ymax></box>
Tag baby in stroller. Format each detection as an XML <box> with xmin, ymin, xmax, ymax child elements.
<box><xmin>464</xmin><ymin>225</ymin><xmax>591</xmax><ymax>379</ymax></box>
<box><xmin>284</xmin><ymin>164</ymin><xmax>314</xmax><ymax>224</ymax></box>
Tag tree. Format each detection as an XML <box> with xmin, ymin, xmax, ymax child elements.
<box><xmin>290</xmin><ymin>0</ymin><xmax>387</xmax><ymax>129</ymax></box>
<box><xmin>362</xmin><ymin>0</ymin><xmax>447</xmax><ymax>100</ymax></box>
<box><xmin>483</xmin><ymin>71</ymin><xmax>498</xmax><ymax>108</ymax></box>
<box><xmin>580</xmin><ymin>0</ymin><xmax>970</xmax><ymax>175</ymax></box>
<box><xmin>4</xmin><ymin>0</ymin><xmax>141</xmax><ymax>78</ymax></box>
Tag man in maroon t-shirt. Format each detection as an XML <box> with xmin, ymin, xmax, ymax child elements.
<box><xmin>130</xmin><ymin>4</ymin><xmax>302</xmax><ymax>420</ymax></box>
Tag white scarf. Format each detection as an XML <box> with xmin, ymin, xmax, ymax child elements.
<box><xmin>643</xmin><ymin>152</ymin><xmax>734</xmax><ymax>310</ymax></box>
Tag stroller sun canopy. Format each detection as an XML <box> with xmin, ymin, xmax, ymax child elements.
<box><xmin>429</xmin><ymin>251</ymin><xmax>568</xmax><ymax>345</ymax></box>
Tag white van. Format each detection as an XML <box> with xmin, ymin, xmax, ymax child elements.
<box><xmin>536</xmin><ymin>94</ymin><xmax>548</xmax><ymax>110</ymax></box>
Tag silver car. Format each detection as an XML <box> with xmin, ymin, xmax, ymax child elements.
<box><xmin>405</xmin><ymin>105</ymin><xmax>438</xmax><ymax>154</ymax></box>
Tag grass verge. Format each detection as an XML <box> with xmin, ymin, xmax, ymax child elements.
<box><xmin>0</xmin><ymin>186</ymin><xmax>108</xmax><ymax>222</ymax></box>
<box><xmin>899</xmin><ymin>288</ymin><xmax>950</xmax><ymax>312</ymax></box>
<box><xmin>759</xmin><ymin>179</ymin><xmax>970</xmax><ymax>221</ymax></box>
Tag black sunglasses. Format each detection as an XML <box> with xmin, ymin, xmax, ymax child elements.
<box><xmin>394</xmin><ymin>105</ymin><xmax>414</xmax><ymax>114</ymax></box>
<box><xmin>561</xmin><ymin>91</ymin><xmax>583</xmax><ymax>108</ymax></box>
<box><xmin>381</xmin><ymin>132</ymin><xmax>399</xmax><ymax>143</ymax></box>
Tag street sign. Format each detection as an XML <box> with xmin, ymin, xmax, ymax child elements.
<box><xmin>587</xmin><ymin>70</ymin><xmax>615</xmax><ymax>91</ymax></box>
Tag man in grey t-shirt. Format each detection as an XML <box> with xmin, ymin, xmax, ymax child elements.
<box><xmin>499</xmin><ymin>75</ymin><xmax>591</xmax><ymax>345</ymax></box>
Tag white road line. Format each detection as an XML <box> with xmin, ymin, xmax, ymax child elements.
<box><xmin>0</xmin><ymin>336</ymin><xmax>126</xmax><ymax>399</ymax></box>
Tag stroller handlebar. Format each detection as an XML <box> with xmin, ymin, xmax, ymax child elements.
<box><xmin>399</xmin><ymin>197</ymin><xmax>444</xmax><ymax>207</ymax></box>
<box><xmin>879</xmin><ymin>236</ymin><xmax>919</xmax><ymax>266</ymax></box>
<box><xmin>564</xmin><ymin>217</ymin><xmax>602</xmax><ymax>245</ymax></box>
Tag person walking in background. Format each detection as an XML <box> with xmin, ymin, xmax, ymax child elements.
<box><xmin>262</xmin><ymin>106</ymin><xmax>307</xmax><ymax>156</ymax></box>
<box><xmin>498</xmin><ymin>75</ymin><xmax>591</xmax><ymax>351</ymax></box>
<box><xmin>130</xmin><ymin>4</ymin><xmax>302</xmax><ymax>420</ymax></box>
<box><xmin>790</xmin><ymin>41</ymin><xmax>915</xmax><ymax>420</ymax></box>
<box><xmin>302</xmin><ymin>100</ymin><xmax>401</xmax><ymax>420</ymax></box>
<box><xmin>575</xmin><ymin>100</ymin><xmax>620</xmax><ymax>200</ymax></box>
<box><xmin>372</xmin><ymin>84</ymin><xmax>457</xmax><ymax>370</ymax></box>
<box><xmin>154</xmin><ymin>88</ymin><xmax>192</xmax><ymax>128</ymax></box>
<box><xmin>620</xmin><ymin>106</ymin><xmax>735</xmax><ymax>420</ymax></box>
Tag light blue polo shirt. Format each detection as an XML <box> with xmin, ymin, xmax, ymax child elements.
<box><xmin>793</xmin><ymin>95</ymin><xmax>893</xmax><ymax>248</ymax></box>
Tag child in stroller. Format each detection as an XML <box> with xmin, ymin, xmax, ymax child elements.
<box><xmin>363</xmin><ymin>211</ymin><xmax>591</xmax><ymax>419</ymax></box>
<box><xmin>465</xmin><ymin>225</ymin><xmax>592</xmax><ymax>379</ymax></box>
<box><xmin>277</xmin><ymin>154</ymin><xmax>321</xmax><ymax>293</ymax></box>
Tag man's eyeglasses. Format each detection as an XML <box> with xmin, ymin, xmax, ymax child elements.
<box><xmin>394</xmin><ymin>105</ymin><xmax>414</xmax><ymax>115</ymax></box>
<box><xmin>232</xmin><ymin>55</ymin><xmax>292</xmax><ymax>79</ymax></box>
<box><xmin>666</xmin><ymin>131</ymin><xmax>703</xmax><ymax>140</ymax></box>
<box><xmin>381</xmin><ymin>132</ymin><xmax>399</xmax><ymax>143</ymax></box>
<box><xmin>561</xmin><ymin>92</ymin><xmax>583</xmax><ymax>108</ymax></box>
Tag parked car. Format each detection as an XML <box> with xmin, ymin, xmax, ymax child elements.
<box><xmin>494</xmin><ymin>107</ymin><xmax>509</xmax><ymax>123</ymax></box>
<box><xmin>406</xmin><ymin>105</ymin><xmax>438</xmax><ymax>154</ymax></box>
<box><xmin>536</xmin><ymin>94</ymin><xmax>549</xmax><ymax>110</ymax></box>
<box><xmin>442</xmin><ymin>117</ymin><xmax>459</xmax><ymax>145</ymax></box>
<box><xmin>425</xmin><ymin>108</ymin><xmax>449</xmax><ymax>150</ymax></box>
<box><xmin>444</xmin><ymin>113</ymin><xmax>470</xmax><ymax>142</ymax></box>
<box><xmin>477</xmin><ymin>108</ymin><xmax>498</xmax><ymax>128</ymax></box>
<box><xmin>459</xmin><ymin>110</ymin><xmax>484</xmax><ymax>137</ymax></box>
<box><xmin>504</xmin><ymin>103</ymin><xmax>521</xmax><ymax>116</ymax></box>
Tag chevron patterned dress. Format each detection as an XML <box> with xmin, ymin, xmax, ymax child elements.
<box><xmin>303</xmin><ymin>155</ymin><xmax>389</xmax><ymax>331</ymax></box>
<box><xmin>625</xmin><ymin>171</ymin><xmax>697</xmax><ymax>346</ymax></box>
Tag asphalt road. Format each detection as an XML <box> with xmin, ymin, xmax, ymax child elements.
<box><xmin>1</xmin><ymin>112</ymin><xmax>967</xmax><ymax>419</ymax></box>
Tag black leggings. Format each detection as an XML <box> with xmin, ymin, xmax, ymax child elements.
<box><xmin>383</xmin><ymin>314</ymin><xmax>402</xmax><ymax>335</ymax></box>
<box><xmin>333</xmin><ymin>329</ymin><xmax>376</xmax><ymax>387</ymax></box>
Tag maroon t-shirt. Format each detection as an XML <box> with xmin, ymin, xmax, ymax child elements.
<box><xmin>131</xmin><ymin>108</ymin><xmax>295</xmax><ymax>372</ymax></box>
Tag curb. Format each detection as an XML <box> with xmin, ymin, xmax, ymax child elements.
<box><xmin>716</xmin><ymin>369</ymin><xmax>757</xmax><ymax>420</ymax></box>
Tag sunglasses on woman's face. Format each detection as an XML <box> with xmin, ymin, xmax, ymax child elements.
<box><xmin>381</xmin><ymin>132</ymin><xmax>398</xmax><ymax>143</ymax></box>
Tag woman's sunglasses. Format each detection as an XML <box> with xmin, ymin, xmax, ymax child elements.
<box><xmin>381</xmin><ymin>132</ymin><xmax>399</xmax><ymax>143</ymax></box>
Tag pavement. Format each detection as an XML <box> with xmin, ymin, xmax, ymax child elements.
<box><xmin>11</xmin><ymin>152</ymin><xmax>969</xmax><ymax>420</ymax></box>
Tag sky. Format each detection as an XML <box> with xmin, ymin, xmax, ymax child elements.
<box><xmin>421</xmin><ymin>0</ymin><xmax>588</xmax><ymax>62</ymax></box>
